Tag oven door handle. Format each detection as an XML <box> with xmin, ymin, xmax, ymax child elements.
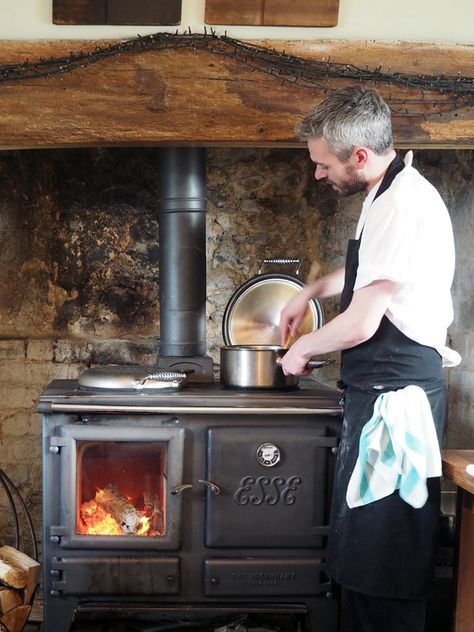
<box><xmin>198</xmin><ymin>479</ymin><xmax>221</xmax><ymax>495</ymax></box>
<box><xmin>170</xmin><ymin>484</ymin><xmax>193</xmax><ymax>496</ymax></box>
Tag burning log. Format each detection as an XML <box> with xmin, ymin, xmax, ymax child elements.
<box><xmin>78</xmin><ymin>483</ymin><xmax>164</xmax><ymax>537</ymax></box>
<box><xmin>143</xmin><ymin>491</ymin><xmax>164</xmax><ymax>534</ymax></box>
<box><xmin>79</xmin><ymin>499</ymin><xmax>122</xmax><ymax>535</ymax></box>
<box><xmin>95</xmin><ymin>484</ymin><xmax>143</xmax><ymax>535</ymax></box>
<box><xmin>0</xmin><ymin>546</ymin><xmax>40</xmax><ymax>632</ymax></box>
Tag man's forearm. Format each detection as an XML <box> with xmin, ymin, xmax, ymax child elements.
<box><xmin>300</xmin><ymin>280</ymin><xmax>398</xmax><ymax>358</ymax></box>
<box><xmin>298</xmin><ymin>310</ymin><xmax>371</xmax><ymax>358</ymax></box>
<box><xmin>281</xmin><ymin>280</ymin><xmax>398</xmax><ymax>375</ymax></box>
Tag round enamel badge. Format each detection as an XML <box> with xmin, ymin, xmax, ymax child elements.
<box><xmin>256</xmin><ymin>443</ymin><xmax>281</xmax><ymax>467</ymax></box>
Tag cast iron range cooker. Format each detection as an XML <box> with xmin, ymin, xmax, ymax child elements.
<box><xmin>39</xmin><ymin>148</ymin><xmax>343</xmax><ymax>632</ymax></box>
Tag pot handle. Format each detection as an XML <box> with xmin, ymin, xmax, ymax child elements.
<box><xmin>276</xmin><ymin>358</ymin><xmax>334</xmax><ymax>370</ymax></box>
<box><xmin>306</xmin><ymin>359</ymin><xmax>335</xmax><ymax>369</ymax></box>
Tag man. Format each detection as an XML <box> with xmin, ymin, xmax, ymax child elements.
<box><xmin>279</xmin><ymin>86</ymin><xmax>460</xmax><ymax>632</ymax></box>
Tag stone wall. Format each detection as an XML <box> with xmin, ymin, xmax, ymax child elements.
<box><xmin>0</xmin><ymin>147</ymin><xmax>472</xmax><ymax>548</ymax></box>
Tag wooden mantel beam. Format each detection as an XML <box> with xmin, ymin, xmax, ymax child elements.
<box><xmin>0</xmin><ymin>38</ymin><xmax>472</xmax><ymax>149</ymax></box>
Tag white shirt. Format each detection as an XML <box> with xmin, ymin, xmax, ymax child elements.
<box><xmin>354</xmin><ymin>151</ymin><xmax>461</xmax><ymax>368</ymax></box>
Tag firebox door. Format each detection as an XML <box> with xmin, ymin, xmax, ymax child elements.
<box><xmin>204</xmin><ymin>425</ymin><xmax>337</xmax><ymax>548</ymax></box>
<box><xmin>50</xmin><ymin>421</ymin><xmax>185</xmax><ymax>550</ymax></box>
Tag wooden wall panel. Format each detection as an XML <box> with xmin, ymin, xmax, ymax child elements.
<box><xmin>264</xmin><ymin>0</ymin><xmax>339</xmax><ymax>26</ymax></box>
<box><xmin>205</xmin><ymin>0</ymin><xmax>339</xmax><ymax>26</ymax></box>
<box><xmin>205</xmin><ymin>0</ymin><xmax>264</xmax><ymax>26</ymax></box>
<box><xmin>53</xmin><ymin>0</ymin><xmax>181</xmax><ymax>26</ymax></box>
<box><xmin>53</xmin><ymin>0</ymin><xmax>106</xmax><ymax>25</ymax></box>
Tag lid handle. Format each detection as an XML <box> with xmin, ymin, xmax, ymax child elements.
<box><xmin>258</xmin><ymin>258</ymin><xmax>301</xmax><ymax>276</ymax></box>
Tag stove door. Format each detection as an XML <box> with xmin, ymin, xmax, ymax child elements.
<box><xmin>51</xmin><ymin>419</ymin><xmax>185</xmax><ymax>549</ymax></box>
<box><xmin>204</xmin><ymin>425</ymin><xmax>335</xmax><ymax>548</ymax></box>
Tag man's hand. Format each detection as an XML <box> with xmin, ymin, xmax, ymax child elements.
<box><xmin>280</xmin><ymin>334</ymin><xmax>313</xmax><ymax>376</ymax></box>
<box><xmin>279</xmin><ymin>268</ymin><xmax>345</xmax><ymax>345</ymax></box>
<box><xmin>279</xmin><ymin>291</ymin><xmax>310</xmax><ymax>345</ymax></box>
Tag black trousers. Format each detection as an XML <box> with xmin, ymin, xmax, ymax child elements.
<box><xmin>346</xmin><ymin>589</ymin><xmax>426</xmax><ymax>632</ymax></box>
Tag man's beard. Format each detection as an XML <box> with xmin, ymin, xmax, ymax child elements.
<box><xmin>328</xmin><ymin>163</ymin><xmax>367</xmax><ymax>197</ymax></box>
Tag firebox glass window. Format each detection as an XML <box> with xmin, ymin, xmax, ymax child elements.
<box><xmin>76</xmin><ymin>441</ymin><xmax>167</xmax><ymax>537</ymax></box>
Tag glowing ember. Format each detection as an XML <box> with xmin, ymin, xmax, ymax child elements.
<box><xmin>79</xmin><ymin>499</ymin><xmax>122</xmax><ymax>535</ymax></box>
<box><xmin>78</xmin><ymin>486</ymin><xmax>158</xmax><ymax>537</ymax></box>
<box><xmin>136</xmin><ymin>516</ymin><xmax>151</xmax><ymax>536</ymax></box>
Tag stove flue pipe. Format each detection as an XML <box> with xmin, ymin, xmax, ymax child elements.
<box><xmin>156</xmin><ymin>147</ymin><xmax>207</xmax><ymax>358</ymax></box>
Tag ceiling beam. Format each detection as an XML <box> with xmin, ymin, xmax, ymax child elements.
<box><xmin>0</xmin><ymin>38</ymin><xmax>472</xmax><ymax>149</ymax></box>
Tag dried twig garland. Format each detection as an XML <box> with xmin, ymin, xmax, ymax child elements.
<box><xmin>0</xmin><ymin>30</ymin><xmax>472</xmax><ymax>117</ymax></box>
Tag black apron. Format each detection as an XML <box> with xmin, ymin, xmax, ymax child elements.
<box><xmin>326</xmin><ymin>155</ymin><xmax>448</xmax><ymax>599</ymax></box>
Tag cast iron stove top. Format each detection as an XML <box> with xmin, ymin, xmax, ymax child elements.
<box><xmin>39</xmin><ymin>379</ymin><xmax>342</xmax><ymax>415</ymax></box>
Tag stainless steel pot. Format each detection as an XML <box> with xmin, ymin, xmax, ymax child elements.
<box><xmin>220</xmin><ymin>345</ymin><xmax>333</xmax><ymax>389</ymax></box>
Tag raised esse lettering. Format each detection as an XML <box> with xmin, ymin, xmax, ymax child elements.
<box><xmin>233</xmin><ymin>475</ymin><xmax>302</xmax><ymax>505</ymax></box>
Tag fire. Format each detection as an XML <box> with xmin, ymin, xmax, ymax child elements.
<box><xmin>136</xmin><ymin>516</ymin><xmax>151</xmax><ymax>536</ymax></box>
<box><xmin>79</xmin><ymin>499</ymin><xmax>122</xmax><ymax>535</ymax></box>
<box><xmin>78</xmin><ymin>486</ymin><xmax>155</xmax><ymax>537</ymax></box>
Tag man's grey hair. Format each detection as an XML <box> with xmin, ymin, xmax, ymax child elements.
<box><xmin>295</xmin><ymin>86</ymin><xmax>394</xmax><ymax>161</ymax></box>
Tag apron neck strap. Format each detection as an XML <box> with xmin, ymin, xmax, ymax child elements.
<box><xmin>373</xmin><ymin>153</ymin><xmax>406</xmax><ymax>203</ymax></box>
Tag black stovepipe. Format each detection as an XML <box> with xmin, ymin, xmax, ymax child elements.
<box><xmin>156</xmin><ymin>147</ymin><xmax>207</xmax><ymax>358</ymax></box>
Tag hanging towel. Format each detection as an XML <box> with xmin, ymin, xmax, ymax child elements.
<box><xmin>346</xmin><ymin>385</ymin><xmax>441</xmax><ymax>509</ymax></box>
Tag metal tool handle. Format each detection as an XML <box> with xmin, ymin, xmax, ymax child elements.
<box><xmin>258</xmin><ymin>258</ymin><xmax>301</xmax><ymax>276</ymax></box>
<box><xmin>133</xmin><ymin>370</ymin><xmax>187</xmax><ymax>390</ymax></box>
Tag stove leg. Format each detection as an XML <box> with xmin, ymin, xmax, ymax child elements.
<box><xmin>42</xmin><ymin>598</ymin><xmax>78</xmax><ymax>632</ymax></box>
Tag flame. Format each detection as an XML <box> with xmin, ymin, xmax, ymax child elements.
<box><xmin>136</xmin><ymin>516</ymin><xmax>151</xmax><ymax>536</ymax></box>
<box><xmin>78</xmin><ymin>490</ymin><xmax>152</xmax><ymax>536</ymax></box>
<box><xmin>79</xmin><ymin>499</ymin><xmax>122</xmax><ymax>535</ymax></box>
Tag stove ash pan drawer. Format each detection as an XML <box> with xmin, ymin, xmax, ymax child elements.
<box><xmin>51</xmin><ymin>557</ymin><xmax>180</xmax><ymax>595</ymax></box>
<box><xmin>204</xmin><ymin>558</ymin><xmax>329</xmax><ymax>597</ymax></box>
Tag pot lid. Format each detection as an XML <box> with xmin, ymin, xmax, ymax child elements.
<box><xmin>222</xmin><ymin>274</ymin><xmax>324</xmax><ymax>346</ymax></box>
<box><xmin>78</xmin><ymin>365</ymin><xmax>187</xmax><ymax>391</ymax></box>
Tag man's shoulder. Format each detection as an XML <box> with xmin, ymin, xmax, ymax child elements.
<box><xmin>368</xmin><ymin>165</ymin><xmax>449</xmax><ymax>232</ymax></box>
<box><xmin>393</xmin><ymin>163</ymin><xmax>447</xmax><ymax>209</ymax></box>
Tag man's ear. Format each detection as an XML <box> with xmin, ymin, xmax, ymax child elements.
<box><xmin>352</xmin><ymin>147</ymin><xmax>369</xmax><ymax>170</ymax></box>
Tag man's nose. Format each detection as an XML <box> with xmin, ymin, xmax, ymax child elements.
<box><xmin>315</xmin><ymin>165</ymin><xmax>326</xmax><ymax>180</ymax></box>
